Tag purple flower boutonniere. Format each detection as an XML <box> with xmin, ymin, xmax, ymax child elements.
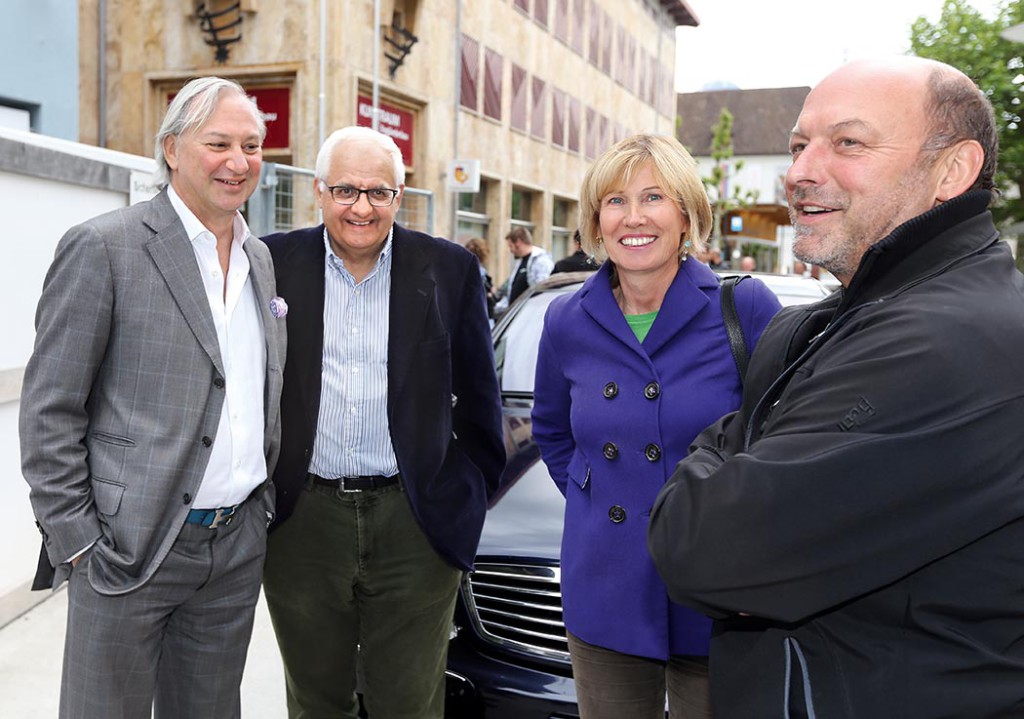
<box><xmin>269</xmin><ymin>297</ymin><xmax>289</xmax><ymax>319</ymax></box>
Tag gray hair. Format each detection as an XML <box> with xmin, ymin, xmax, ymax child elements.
<box><xmin>315</xmin><ymin>126</ymin><xmax>406</xmax><ymax>188</ymax></box>
<box><xmin>921</xmin><ymin>65</ymin><xmax>999</xmax><ymax>203</ymax></box>
<box><xmin>153</xmin><ymin>76</ymin><xmax>266</xmax><ymax>188</ymax></box>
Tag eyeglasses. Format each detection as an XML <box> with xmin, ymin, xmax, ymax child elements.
<box><xmin>324</xmin><ymin>184</ymin><xmax>400</xmax><ymax>207</ymax></box>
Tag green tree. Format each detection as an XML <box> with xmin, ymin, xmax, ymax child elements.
<box><xmin>910</xmin><ymin>0</ymin><xmax>1024</xmax><ymax>232</ymax></box>
<box><xmin>702</xmin><ymin>107</ymin><xmax>759</xmax><ymax>251</ymax></box>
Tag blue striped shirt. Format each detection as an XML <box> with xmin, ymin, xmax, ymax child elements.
<box><xmin>308</xmin><ymin>227</ymin><xmax>399</xmax><ymax>479</ymax></box>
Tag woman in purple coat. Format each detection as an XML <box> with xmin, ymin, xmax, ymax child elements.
<box><xmin>532</xmin><ymin>134</ymin><xmax>781</xmax><ymax>718</ymax></box>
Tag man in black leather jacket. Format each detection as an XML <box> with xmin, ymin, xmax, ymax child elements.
<box><xmin>649</xmin><ymin>57</ymin><xmax>1024</xmax><ymax>718</ymax></box>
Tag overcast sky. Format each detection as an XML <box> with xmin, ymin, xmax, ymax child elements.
<box><xmin>675</xmin><ymin>0</ymin><xmax>1004</xmax><ymax>92</ymax></box>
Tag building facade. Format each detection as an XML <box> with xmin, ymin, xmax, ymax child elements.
<box><xmin>677</xmin><ymin>85</ymin><xmax>809</xmax><ymax>272</ymax></box>
<box><xmin>77</xmin><ymin>0</ymin><xmax>696</xmax><ymax>279</ymax></box>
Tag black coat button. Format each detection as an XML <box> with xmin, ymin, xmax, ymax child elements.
<box><xmin>182</xmin><ymin>493</ymin><xmax>191</xmax><ymax>504</ymax></box>
<box><xmin>645</xmin><ymin>444</ymin><xmax>662</xmax><ymax>462</ymax></box>
<box><xmin>213</xmin><ymin>377</ymin><xmax>225</xmax><ymax>389</ymax></box>
<box><xmin>602</xmin><ymin>442</ymin><xmax>619</xmax><ymax>460</ymax></box>
<box><xmin>201</xmin><ymin>436</ymin><xmax>213</xmax><ymax>447</ymax></box>
<box><xmin>644</xmin><ymin>382</ymin><xmax>660</xmax><ymax>400</ymax></box>
<box><xmin>608</xmin><ymin>505</ymin><xmax>626</xmax><ymax>523</ymax></box>
<box><xmin>603</xmin><ymin>382</ymin><xmax>618</xmax><ymax>399</ymax></box>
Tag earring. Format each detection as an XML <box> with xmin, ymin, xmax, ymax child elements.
<box><xmin>596</xmin><ymin>236</ymin><xmax>603</xmax><ymax>244</ymax></box>
<box><xmin>680</xmin><ymin>236</ymin><xmax>691</xmax><ymax>262</ymax></box>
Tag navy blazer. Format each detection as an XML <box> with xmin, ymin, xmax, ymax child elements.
<box><xmin>262</xmin><ymin>224</ymin><xmax>505</xmax><ymax>571</ymax></box>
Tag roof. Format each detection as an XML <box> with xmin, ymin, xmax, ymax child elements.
<box><xmin>661</xmin><ymin>0</ymin><xmax>700</xmax><ymax>26</ymax></box>
<box><xmin>676</xmin><ymin>86</ymin><xmax>810</xmax><ymax>156</ymax></box>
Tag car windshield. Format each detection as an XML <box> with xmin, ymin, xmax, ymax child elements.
<box><xmin>493</xmin><ymin>273</ymin><xmax>830</xmax><ymax>396</ymax></box>
<box><xmin>494</xmin><ymin>289</ymin><xmax>567</xmax><ymax>394</ymax></box>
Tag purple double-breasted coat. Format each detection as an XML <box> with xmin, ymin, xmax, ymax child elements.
<box><xmin>532</xmin><ymin>259</ymin><xmax>780</xmax><ymax>659</ymax></box>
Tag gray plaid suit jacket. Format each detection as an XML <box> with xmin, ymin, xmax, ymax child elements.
<box><xmin>20</xmin><ymin>189</ymin><xmax>286</xmax><ymax>593</ymax></box>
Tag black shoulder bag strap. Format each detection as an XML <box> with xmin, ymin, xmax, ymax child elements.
<box><xmin>720</xmin><ymin>275</ymin><xmax>750</xmax><ymax>383</ymax></box>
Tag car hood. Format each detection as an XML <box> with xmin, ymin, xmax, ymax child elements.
<box><xmin>478</xmin><ymin>447</ymin><xmax>565</xmax><ymax>562</ymax></box>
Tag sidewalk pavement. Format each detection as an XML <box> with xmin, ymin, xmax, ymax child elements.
<box><xmin>0</xmin><ymin>585</ymin><xmax>288</xmax><ymax>717</ymax></box>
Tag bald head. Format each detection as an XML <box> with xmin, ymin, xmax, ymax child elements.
<box><xmin>807</xmin><ymin>56</ymin><xmax>996</xmax><ymax>197</ymax></box>
<box><xmin>785</xmin><ymin>56</ymin><xmax>993</xmax><ymax>285</ymax></box>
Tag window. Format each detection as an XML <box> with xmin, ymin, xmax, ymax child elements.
<box><xmin>647</xmin><ymin>56</ymin><xmax>659</xmax><ymax>106</ymax></box>
<box><xmin>531</xmin><ymin>77</ymin><xmax>547</xmax><ymax>141</ymax></box>
<box><xmin>511</xmin><ymin>186</ymin><xmax>537</xmax><ymax>234</ymax></box>
<box><xmin>600</xmin><ymin>10</ymin><xmax>612</xmax><ymax>74</ymax></box>
<box><xmin>638</xmin><ymin>51</ymin><xmax>649</xmax><ymax>103</ymax></box>
<box><xmin>514</xmin><ymin>0</ymin><xmax>530</xmax><ymax>11</ymax></box>
<box><xmin>627</xmin><ymin>35</ymin><xmax>637</xmax><ymax>95</ymax></box>
<box><xmin>551</xmin><ymin>88</ymin><xmax>566</xmax><ymax>148</ymax></box>
<box><xmin>459</xmin><ymin>186</ymin><xmax>488</xmax><ymax>214</ymax></box>
<box><xmin>615</xmin><ymin>122</ymin><xmax>627</xmax><ymax>146</ymax></box>
<box><xmin>552</xmin><ymin>197</ymin><xmax>576</xmax><ymax>260</ymax></box>
<box><xmin>615</xmin><ymin>24</ymin><xmax>626</xmax><ymax>85</ymax></box>
<box><xmin>484</xmin><ymin>48</ymin><xmax>503</xmax><ymax>121</ymax></box>
<box><xmin>660</xmin><ymin>66</ymin><xmax>673</xmax><ymax>117</ymax></box>
<box><xmin>568</xmin><ymin>98</ymin><xmax>581</xmax><ymax>153</ymax></box>
<box><xmin>457</xmin><ymin>181</ymin><xmax>490</xmax><ymax>243</ymax></box>
<box><xmin>570</xmin><ymin>0</ymin><xmax>586</xmax><ymax>54</ymax></box>
<box><xmin>510</xmin><ymin>64</ymin><xmax>528</xmax><ymax>132</ymax></box>
<box><xmin>460</xmin><ymin>34</ymin><xmax>480</xmax><ymax>111</ymax></box>
<box><xmin>554</xmin><ymin>0</ymin><xmax>569</xmax><ymax>42</ymax></box>
<box><xmin>587</xmin><ymin>0</ymin><xmax>600</xmax><ymax>66</ymax></box>
<box><xmin>534</xmin><ymin>0</ymin><xmax>549</xmax><ymax>27</ymax></box>
<box><xmin>586</xmin><ymin>106</ymin><xmax>598</xmax><ymax>160</ymax></box>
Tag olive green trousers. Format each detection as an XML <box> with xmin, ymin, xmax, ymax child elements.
<box><xmin>264</xmin><ymin>480</ymin><xmax>462</xmax><ymax>719</ymax></box>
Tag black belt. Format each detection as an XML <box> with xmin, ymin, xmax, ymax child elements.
<box><xmin>309</xmin><ymin>473</ymin><xmax>400</xmax><ymax>492</ymax></box>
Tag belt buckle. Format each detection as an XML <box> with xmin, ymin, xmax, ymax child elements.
<box><xmin>340</xmin><ymin>481</ymin><xmax>362</xmax><ymax>493</ymax></box>
<box><xmin>208</xmin><ymin>506</ymin><xmax>236</xmax><ymax>528</ymax></box>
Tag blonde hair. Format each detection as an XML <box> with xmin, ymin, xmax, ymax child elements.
<box><xmin>578</xmin><ymin>134</ymin><xmax>712</xmax><ymax>262</ymax></box>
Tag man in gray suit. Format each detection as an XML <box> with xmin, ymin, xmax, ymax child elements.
<box><xmin>19</xmin><ymin>76</ymin><xmax>285</xmax><ymax>719</ymax></box>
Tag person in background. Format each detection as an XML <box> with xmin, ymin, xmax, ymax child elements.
<box><xmin>649</xmin><ymin>56</ymin><xmax>1024</xmax><ymax>718</ymax></box>
<box><xmin>493</xmin><ymin>226</ymin><xmax>554</xmax><ymax>313</ymax></box>
<box><xmin>261</xmin><ymin>126</ymin><xmax>504</xmax><ymax>719</ymax></box>
<box><xmin>20</xmin><ymin>76</ymin><xmax>284</xmax><ymax>718</ymax></box>
<box><xmin>739</xmin><ymin>255</ymin><xmax>757</xmax><ymax>272</ymax></box>
<box><xmin>695</xmin><ymin>245</ymin><xmax>724</xmax><ymax>268</ymax></box>
<box><xmin>465</xmin><ymin>236</ymin><xmax>497</xmax><ymax>323</ymax></box>
<box><xmin>531</xmin><ymin>133</ymin><xmax>782</xmax><ymax>719</ymax></box>
<box><xmin>792</xmin><ymin>258</ymin><xmax>807</xmax><ymax>275</ymax></box>
<box><xmin>552</xmin><ymin>229</ymin><xmax>598</xmax><ymax>274</ymax></box>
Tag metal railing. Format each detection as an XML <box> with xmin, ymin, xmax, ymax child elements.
<box><xmin>248</xmin><ymin>162</ymin><xmax>434</xmax><ymax>237</ymax></box>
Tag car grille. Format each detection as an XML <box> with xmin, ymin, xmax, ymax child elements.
<box><xmin>462</xmin><ymin>561</ymin><xmax>570</xmax><ymax>663</ymax></box>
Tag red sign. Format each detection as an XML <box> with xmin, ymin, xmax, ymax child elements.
<box><xmin>357</xmin><ymin>95</ymin><xmax>414</xmax><ymax>168</ymax></box>
<box><xmin>249</xmin><ymin>87</ymin><xmax>290</xmax><ymax>150</ymax></box>
<box><xmin>166</xmin><ymin>85</ymin><xmax>290</xmax><ymax>150</ymax></box>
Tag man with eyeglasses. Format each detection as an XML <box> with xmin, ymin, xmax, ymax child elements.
<box><xmin>261</xmin><ymin>125</ymin><xmax>505</xmax><ymax>718</ymax></box>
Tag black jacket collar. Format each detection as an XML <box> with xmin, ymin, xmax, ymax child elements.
<box><xmin>839</xmin><ymin>190</ymin><xmax>998</xmax><ymax>312</ymax></box>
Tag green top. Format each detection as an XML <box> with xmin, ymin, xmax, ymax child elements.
<box><xmin>624</xmin><ymin>310</ymin><xmax>659</xmax><ymax>343</ymax></box>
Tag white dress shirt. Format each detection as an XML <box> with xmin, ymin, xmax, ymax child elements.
<box><xmin>168</xmin><ymin>186</ymin><xmax>267</xmax><ymax>508</ymax></box>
